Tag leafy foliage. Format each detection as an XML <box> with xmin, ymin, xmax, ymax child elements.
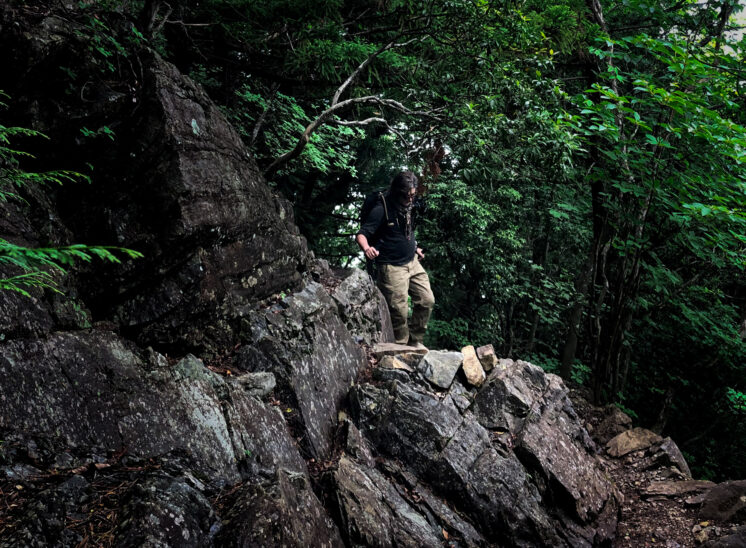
<box><xmin>0</xmin><ymin>99</ymin><xmax>142</xmax><ymax>296</ymax></box>
<box><xmin>8</xmin><ymin>0</ymin><xmax>745</xmax><ymax>479</ymax></box>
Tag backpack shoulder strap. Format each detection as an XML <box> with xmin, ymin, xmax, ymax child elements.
<box><xmin>379</xmin><ymin>191</ymin><xmax>389</xmax><ymax>222</ymax></box>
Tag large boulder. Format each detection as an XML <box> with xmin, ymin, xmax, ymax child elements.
<box><xmin>0</xmin><ymin>10</ymin><xmax>308</xmax><ymax>355</ymax></box>
<box><xmin>700</xmin><ymin>481</ymin><xmax>746</xmax><ymax>524</ymax></box>
<box><xmin>350</xmin><ymin>366</ymin><xmax>618</xmax><ymax>547</ymax></box>
<box><xmin>0</xmin><ymin>330</ymin><xmax>307</xmax><ymax>486</ymax></box>
<box><xmin>331</xmin><ymin>267</ymin><xmax>395</xmax><ymax>344</ymax></box>
<box><xmin>331</xmin><ymin>421</ymin><xmax>486</xmax><ymax>547</ymax></box>
<box><xmin>606</xmin><ymin>428</ymin><xmax>663</xmax><ymax>458</ymax></box>
<box><xmin>243</xmin><ymin>281</ymin><xmax>367</xmax><ymax>461</ymax></box>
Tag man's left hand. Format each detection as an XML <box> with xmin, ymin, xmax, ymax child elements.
<box><xmin>416</xmin><ymin>247</ymin><xmax>425</xmax><ymax>260</ymax></box>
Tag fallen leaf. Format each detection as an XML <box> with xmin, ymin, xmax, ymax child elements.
<box><xmin>442</xmin><ymin>529</ymin><xmax>449</xmax><ymax>540</ymax></box>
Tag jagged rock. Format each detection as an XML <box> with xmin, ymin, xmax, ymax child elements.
<box><xmin>476</xmin><ymin>344</ymin><xmax>498</xmax><ymax>371</ymax></box>
<box><xmin>461</xmin><ymin>345</ymin><xmax>486</xmax><ymax>387</ymax></box>
<box><xmin>0</xmin><ymin>331</ymin><xmax>307</xmax><ymax>486</ymax></box>
<box><xmin>700</xmin><ymin>480</ymin><xmax>746</xmax><ymax>524</ymax></box>
<box><xmin>114</xmin><ymin>474</ymin><xmax>220</xmax><ymax>547</ymax></box>
<box><xmin>350</xmin><ymin>376</ymin><xmax>615</xmax><ymax>547</ymax></box>
<box><xmin>373</xmin><ymin>366</ymin><xmax>412</xmax><ymax>383</ymax></box>
<box><xmin>380</xmin><ymin>460</ymin><xmax>487</xmax><ymax>547</ymax></box>
<box><xmin>703</xmin><ymin>525</ymin><xmax>746</xmax><ymax>547</ymax></box>
<box><xmin>470</xmin><ymin>358</ymin><xmax>618</xmax><ymax>543</ymax></box>
<box><xmin>215</xmin><ymin>470</ymin><xmax>343</xmax><ymax>547</ymax></box>
<box><xmin>333</xmin><ymin>420</ymin><xmax>486</xmax><ymax>547</ymax></box>
<box><xmin>418</xmin><ymin>350</ymin><xmax>464</xmax><ymax>389</ymax></box>
<box><xmin>246</xmin><ymin>281</ymin><xmax>367</xmax><ymax>461</ymax></box>
<box><xmin>650</xmin><ymin>437</ymin><xmax>692</xmax><ymax>479</ymax></box>
<box><xmin>342</xmin><ymin>420</ymin><xmax>375</xmax><ymax>468</ymax></box>
<box><xmin>471</xmin><ymin>358</ymin><xmax>550</xmax><ymax>434</ymax></box>
<box><xmin>372</xmin><ymin>342</ymin><xmax>429</xmax><ymax>359</ymax></box>
<box><xmin>331</xmin><ymin>268</ymin><xmax>395</xmax><ymax>344</ymax></box>
<box><xmin>334</xmin><ymin>455</ymin><xmax>446</xmax><ymax>547</ymax></box>
<box><xmin>0</xmin><ymin>13</ymin><xmax>309</xmax><ymax>355</ymax></box>
<box><xmin>593</xmin><ymin>405</ymin><xmax>633</xmax><ymax>445</ymax></box>
<box><xmin>234</xmin><ymin>371</ymin><xmax>276</xmax><ymax>397</ymax></box>
<box><xmin>448</xmin><ymin>378</ymin><xmax>475</xmax><ymax>413</ymax></box>
<box><xmin>606</xmin><ymin>427</ymin><xmax>663</xmax><ymax>457</ymax></box>
<box><xmin>643</xmin><ymin>480</ymin><xmax>715</xmax><ymax>498</ymax></box>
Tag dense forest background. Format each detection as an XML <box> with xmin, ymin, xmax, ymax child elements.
<box><xmin>3</xmin><ymin>0</ymin><xmax>746</xmax><ymax>481</ymax></box>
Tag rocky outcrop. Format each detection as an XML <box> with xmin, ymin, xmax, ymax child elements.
<box><xmin>0</xmin><ymin>6</ymin><xmax>627</xmax><ymax>547</ymax></box>
<box><xmin>0</xmin><ymin>331</ymin><xmax>307</xmax><ymax>486</ymax></box>
<box><xmin>0</xmin><ymin>9</ymin><xmax>308</xmax><ymax>356</ymax></box>
<box><xmin>241</xmin><ymin>281</ymin><xmax>368</xmax><ymax>461</ymax></box>
<box><xmin>331</xmin><ymin>421</ymin><xmax>486</xmax><ymax>547</ymax></box>
<box><xmin>351</xmin><ymin>358</ymin><xmax>620</xmax><ymax>547</ymax></box>
<box><xmin>215</xmin><ymin>471</ymin><xmax>344</xmax><ymax>547</ymax></box>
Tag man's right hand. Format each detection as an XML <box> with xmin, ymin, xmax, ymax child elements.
<box><xmin>364</xmin><ymin>246</ymin><xmax>379</xmax><ymax>260</ymax></box>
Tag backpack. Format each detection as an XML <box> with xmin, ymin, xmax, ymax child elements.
<box><xmin>359</xmin><ymin>190</ymin><xmax>391</xmax><ymax>231</ymax></box>
<box><xmin>359</xmin><ymin>190</ymin><xmax>392</xmax><ymax>280</ymax></box>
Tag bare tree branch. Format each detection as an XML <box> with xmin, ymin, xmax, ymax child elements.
<box><xmin>335</xmin><ymin>117</ymin><xmax>388</xmax><ymax>126</ymax></box>
<box><xmin>331</xmin><ymin>37</ymin><xmax>419</xmax><ymax>106</ymax></box>
<box><xmin>263</xmin><ymin>32</ymin><xmax>440</xmax><ymax>178</ymax></box>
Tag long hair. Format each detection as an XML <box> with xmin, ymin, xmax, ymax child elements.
<box><xmin>389</xmin><ymin>171</ymin><xmax>418</xmax><ymax>202</ymax></box>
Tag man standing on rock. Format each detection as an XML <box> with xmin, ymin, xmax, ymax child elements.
<box><xmin>356</xmin><ymin>171</ymin><xmax>434</xmax><ymax>348</ymax></box>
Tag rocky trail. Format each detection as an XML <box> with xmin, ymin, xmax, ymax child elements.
<box><xmin>1</xmin><ymin>5</ymin><xmax>745</xmax><ymax>546</ymax></box>
<box><xmin>570</xmin><ymin>390</ymin><xmax>746</xmax><ymax>548</ymax></box>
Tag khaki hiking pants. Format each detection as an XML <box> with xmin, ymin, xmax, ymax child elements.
<box><xmin>377</xmin><ymin>257</ymin><xmax>435</xmax><ymax>344</ymax></box>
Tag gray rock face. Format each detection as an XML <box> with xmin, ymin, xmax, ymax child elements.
<box><xmin>469</xmin><ymin>359</ymin><xmax>619</xmax><ymax>543</ymax></box>
<box><xmin>472</xmin><ymin>358</ymin><xmax>549</xmax><ymax>433</ymax></box>
<box><xmin>351</xmin><ymin>358</ymin><xmax>620</xmax><ymax>547</ymax></box>
<box><xmin>215</xmin><ymin>470</ymin><xmax>343</xmax><ymax>548</ymax></box>
<box><xmin>0</xmin><ymin>331</ymin><xmax>305</xmax><ymax>486</ymax></box>
<box><xmin>418</xmin><ymin>350</ymin><xmax>464</xmax><ymax>389</ymax></box>
<box><xmin>332</xmin><ymin>268</ymin><xmax>395</xmax><ymax>344</ymax></box>
<box><xmin>235</xmin><ymin>371</ymin><xmax>276</xmax><ymax>397</ymax></box>
<box><xmin>700</xmin><ymin>481</ymin><xmax>746</xmax><ymax>524</ymax></box>
<box><xmin>0</xmin><ymin>13</ymin><xmax>308</xmax><ymax>355</ymax></box>
<box><xmin>352</xmin><ymin>382</ymin><xmax>556</xmax><ymax>546</ymax></box>
<box><xmin>335</xmin><ymin>455</ymin><xmax>445</xmax><ymax>547</ymax></box>
<box><xmin>332</xmin><ymin>422</ymin><xmax>486</xmax><ymax>547</ymax></box>
<box><xmin>114</xmin><ymin>474</ymin><xmax>220</xmax><ymax>547</ymax></box>
<box><xmin>246</xmin><ymin>282</ymin><xmax>367</xmax><ymax>461</ymax></box>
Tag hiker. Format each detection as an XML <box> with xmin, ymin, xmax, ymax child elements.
<box><xmin>356</xmin><ymin>171</ymin><xmax>434</xmax><ymax>348</ymax></box>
